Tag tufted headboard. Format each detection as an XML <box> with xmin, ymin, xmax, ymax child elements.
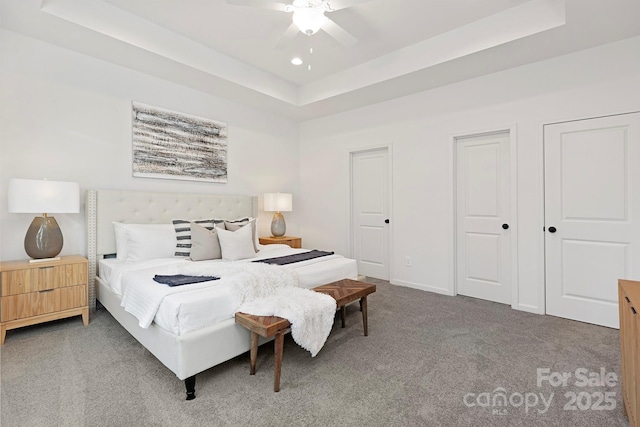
<box><xmin>85</xmin><ymin>189</ymin><xmax>257</xmax><ymax>309</ymax></box>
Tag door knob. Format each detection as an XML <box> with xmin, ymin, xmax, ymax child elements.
<box><xmin>384</xmin><ymin>219</ymin><xmax>390</xmax><ymax>224</ymax></box>
<box><xmin>502</xmin><ymin>224</ymin><xmax>509</xmax><ymax>230</ymax></box>
<box><xmin>548</xmin><ymin>226</ymin><xmax>557</xmax><ymax>233</ymax></box>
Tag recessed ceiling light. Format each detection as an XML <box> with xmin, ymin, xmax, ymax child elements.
<box><xmin>291</xmin><ymin>57</ymin><xmax>303</xmax><ymax>66</ymax></box>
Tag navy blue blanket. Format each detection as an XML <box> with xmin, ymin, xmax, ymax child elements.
<box><xmin>253</xmin><ymin>250</ymin><xmax>334</xmax><ymax>265</ymax></box>
<box><xmin>153</xmin><ymin>274</ymin><xmax>219</xmax><ymax>287</ymax></box>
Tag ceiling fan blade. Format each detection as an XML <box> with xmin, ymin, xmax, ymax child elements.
<box><xmin>226</xmin><ymin>0</ymin><xmax>289</xmax><ymax>12</ymax></box>
<box><xmin>273</xmin><ymin>21</ymin><xmax>300</xmax><ymax>50</ymax></box>
<box><xmin>326</xmin><ymin>0</ymin><xmax>374</xmax><ymax>11</ymax></box>
<box><xmin>321</xmin><ymin>17</ymin><xmax>358</xmax><ymax>47</ymax></box>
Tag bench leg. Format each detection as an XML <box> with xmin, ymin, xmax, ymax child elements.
<box><xmin>361</xmin><ymin>296</ymin><xmax>369</xmax><ymax>336</ymax></box>
<box><xmin>274</xmin><ymin>331</ymin><xmax>284</xmax><ymax>392</ymax></box>
<box><xmin>340</xmin><ymin>306</ymin><xmax>346</xmax><ymax>328</ymax></box>
<box><xmin>250</xmin><ymin>331</ymin><xmax>258</xmax><ymax>375</ymax></box>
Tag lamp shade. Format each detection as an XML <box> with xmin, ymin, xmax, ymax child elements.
<box><xmin>264</xmin><ymin>193</ymin><xmax>292</xmax><ymax>212</ymax></box>
<box><xmin>8</xmin><ymin>179</ymin><xmax>80</xmax><ymax>214</ymax></box>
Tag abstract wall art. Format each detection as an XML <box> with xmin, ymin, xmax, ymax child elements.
<box><xmin>132</xmin><ymin>102</ymin><xmax>228</xmax><ymax>183</ymax></box>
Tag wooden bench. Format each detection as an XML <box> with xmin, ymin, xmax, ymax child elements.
<box><xmin>313</xmin><ymin>278</ymin><xmax>376</xmax><ymax>336</ymax></box>
<box><xmin>234</xmin><ymin>313</ymin><xmax>290</xmax><ymax>392</ymax></box>
<box><xmin>234</xmin><ymin>278</ymin><xmax>377</xmax><ymax>392</ymax></box>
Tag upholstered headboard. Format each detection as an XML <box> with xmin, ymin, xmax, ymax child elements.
<box><xmin>85</xmin><ymin>189</ymin><xmax>258</xmax><ymax>309</ymax></box>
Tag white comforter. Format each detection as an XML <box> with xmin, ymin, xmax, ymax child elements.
<box><xmin>122</xmin><ymin>261</ymin><xmax>299</xmax><ymax>328</ymax></box>
<box><xmin>116</xmin><ymin>247</ymin><xmax>342</xmax><ymax>356</ymax></box>
<box><xmin>101</xmin><ymin>245</ymin><xmax>358</xmax><ymax>336</ymax></box>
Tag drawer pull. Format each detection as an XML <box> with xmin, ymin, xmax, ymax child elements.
<box><xmin>39</xmin><ymin>289</ymin><xmax>54</xmax><ymax>293</ymax></box>
<box><xmin>626</xmin><ymin>296</ymin><xmax>631</xmax><ymax>303</ymax></box>
<box><xmin>632</xmin><ymin>306</ymin><xmax>637</xmax><ymax>315</ymax></box>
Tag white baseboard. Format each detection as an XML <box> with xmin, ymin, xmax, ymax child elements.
<box><xmin>391</xmin><ymin>279</ymin><xmax>455</xmax><ymax>296</ymax></box>
<box><xmin>387</xmin><ymin>279</ymin><xmax>545</xmax><ymax>315</ymax></box>
<box><xmin>513</xmin><ymin>303</ymin><xmax>544</xmax><ymax>315</ymax></box>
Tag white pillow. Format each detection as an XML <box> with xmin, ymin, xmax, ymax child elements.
<box><xmin>224</xmin><ymin>217</ymin><xmax>259</xmax><ymax>252</ymax></box>
<box><xmin>112</xmin><ymin>223</ymin><xmax>176</xmax><ymax>262</ymax></box>
<box><xmin>113</xmin><ymin>222</ymin><xmax>129</xmax><ymax>261</ymax></box>
<box><xmin>126</xmin><ymin>224</ymin><xmax>176</xmax><ymax>262</ymax></box>
<box><xmin>217</xmin><ymin>223</ymin><xmax>257</xmax><ymax>261</ymax></box>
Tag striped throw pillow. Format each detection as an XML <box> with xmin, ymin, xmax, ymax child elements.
<box><xmin>172</xmin><ymin>218</ymin><xmax>225</xmax><ymax>257</ymax></box>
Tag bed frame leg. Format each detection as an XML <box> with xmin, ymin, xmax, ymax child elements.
<box><xmin>185</xmin><ymin>376</ymin><xmax>196</xmax><ymax>400</ymax></box>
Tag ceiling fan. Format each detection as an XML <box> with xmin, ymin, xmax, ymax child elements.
<box><xmin>226</xmin><ymin>0</ymin><xmax>373</xmax><ymax>48</ymax></box>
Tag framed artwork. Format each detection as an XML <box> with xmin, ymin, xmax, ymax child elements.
<box><xmin>132</xmin><ymin>102</ymin><xmax>228</xmax><ymax>183</ymax></box>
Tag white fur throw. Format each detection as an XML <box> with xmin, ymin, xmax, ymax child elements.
<box><xmin>238</xmin><ymin>287</ymin><xmax>337</xmax><ymax>357</ymax></box>
<box><xmin>180</xmin><ymin>261</ymin><xmax>298</xmax><ymax>306</ymax></box>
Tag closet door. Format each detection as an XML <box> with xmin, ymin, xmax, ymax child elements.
<box><xmin>351</xmin><ymin>148</ymin><xmax>390</xmax><ymax>280</ymax></box>
<box><xmin>545</xmin><ymin>113</ymin><xmax>640</xmax><ymax>328</ymax></box>
<box><xmin>456</xmin><ymin>132</ymin><xmax>511</xmax><ymax>304</ymax></box>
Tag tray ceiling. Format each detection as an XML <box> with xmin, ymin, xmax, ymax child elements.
<box><xmin>1</xmin><ymin>0</ymin><xmax>639</xmax><ymax>120</ymax></box>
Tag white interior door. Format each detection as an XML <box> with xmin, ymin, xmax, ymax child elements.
<box><xmin>351</xmin><ymin>148</ymin><xmax>390</xmax><ymax>280</ymax></box>
<box><xmin>545</xmin><ymin>113</ymin><xmax>640</xmax><ymax>328</ymax></box>
<box><xmin>456</xmin><ymin>132</ymin><xmax>511</xmax><ymax>304</ymax></box>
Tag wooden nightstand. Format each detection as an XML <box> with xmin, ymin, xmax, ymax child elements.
<box><xmin>259</xmin><ymin>236</ymin><xmax>302</xmax><ymax>249</ymax></box>
<box><xmin>0</xmin><ymin>255</ymin><xmax>89</xmax><ymax>344</ymax></box>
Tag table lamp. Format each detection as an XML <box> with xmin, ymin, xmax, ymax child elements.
<box><xmin>8</xmin><ymin>178</ymin><xmax>80</xmax><ymax>261</ymax></box>
<box><xmin>263</xmin><ymin>193</ymin><xmax>292</xmax><ymax>237</ymax></box>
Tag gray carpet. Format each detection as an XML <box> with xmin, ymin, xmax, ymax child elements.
<box><xmin>0</xmin><ymin>279</ymin><xmax>629</xmax><ymax>426</ymax></box>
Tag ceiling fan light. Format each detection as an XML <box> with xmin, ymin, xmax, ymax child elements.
<box><xmin>292</xmin><ymin>8</ymin><xmax>326</xmax><ymax>35</ymax></box>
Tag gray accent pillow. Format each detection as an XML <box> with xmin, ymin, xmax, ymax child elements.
<box><xmin>189</xmin><ymin>222</ymin><xmax>222</xmax><ymax>261</ymax></box>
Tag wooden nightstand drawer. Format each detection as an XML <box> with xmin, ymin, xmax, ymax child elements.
<box><xmin>1</xmin><ymin>285</ymin><xmax>87</xmax><ymax>322</ymax></box>
<box><xmin>1</xmin><ymin>262</ymin><xmax>87</xmax><ymax>296</ymax></box>
<box><xmin>259</xmin><ymin>236</ymin><xmax>302</xmax><ymax>249</ymax></box>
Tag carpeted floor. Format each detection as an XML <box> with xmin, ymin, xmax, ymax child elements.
<box><xmin>0</xmin><ymin>279</ymin><xmax>629</xmax><ymax>426</ymax></box>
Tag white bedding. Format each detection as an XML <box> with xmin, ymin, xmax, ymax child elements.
<box><xmin>98</xmin><ymin>245</ymin><xmax>357</xmax><ymax>336</ymax></box>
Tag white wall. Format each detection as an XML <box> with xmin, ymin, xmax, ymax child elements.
<box><xmin>0</xmin><ymin>29</ymin><xmax>301</xmax><ymax>261</ymax></box>
<box><xmin>3</xmin><ymin>27</ymin><xmax>640</xmax><ymax>315</ymax></box>
<box><xmin>299</xmin><ymin>36</ymin><xmax>640</xmax><ymax>314</ymax></box>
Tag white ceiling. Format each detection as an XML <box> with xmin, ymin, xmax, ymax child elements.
<box><xmin>2</xmin><ymin>0</ymin><xmax>639</xmax><ymax>121</ymax></box>
<box><xmin>104</xmin><ymin>0</ymin><xmax>533</xmax><ymax>86</ymax></box>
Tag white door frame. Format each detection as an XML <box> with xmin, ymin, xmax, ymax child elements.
<box><xmin>348</xmin><ymin>144</ymin><xmax>394</xmax><ymax>282</ymax></box>
<box><xmin>450</xmin><ymin>125</ymin><xmax>519</xmax><ymax>308</ymax></box>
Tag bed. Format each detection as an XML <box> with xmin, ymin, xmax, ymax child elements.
<box><xmin>86</xmin><ymin>189</ymin><xmax>358</xmax><ymax>399</ymax></box>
